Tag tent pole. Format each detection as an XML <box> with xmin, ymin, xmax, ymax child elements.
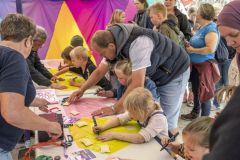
<box><xmin>16</xmin><ymin>0</ymin><xmax>23</xmax><ymax>14</ymax></box>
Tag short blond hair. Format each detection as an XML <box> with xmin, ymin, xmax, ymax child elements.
<box><xmin>70</xmin><ymin>46</ymin><xmax>88</xmax><ymax>61</ymax></box>
<box><xmin>124</xmin><ymin>87</ymin><xmax>160</xmax><ymax>119</ymax></box>
<box><xmin>149</xmin><ymin>3</ymin><xmax>167</xmax><ymax>18</ymax></box>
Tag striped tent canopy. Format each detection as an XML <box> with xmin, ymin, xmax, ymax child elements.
<box><xmin>0</xmin><ymin>0</ymin><xmax>187</xmax><ymax>64</ymax></box>
<box><xmin>0</xmin><ymin>0</ymin><xmax>139</xmax><ymax>64</ymax></box>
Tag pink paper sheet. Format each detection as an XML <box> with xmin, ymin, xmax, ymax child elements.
<box><xmin>63</xmin><ymin>98</ymin><xmax>116</xmax><ymax>118</ymax></box>
<box><xmin>36</xmin><ymin>89</ymin><xmax>59</xmax><ymax>104</ymax></box>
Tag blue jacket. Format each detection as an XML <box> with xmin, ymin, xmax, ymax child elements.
<box><xmin>112</xmin><ymin>78</ymin><xmax>159</xmax><ymax>101</ymax></box>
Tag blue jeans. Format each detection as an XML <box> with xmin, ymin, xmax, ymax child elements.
<box><xmin>213</xmin><ymin>59</ymin><xmax>232</xmax><ymax>107</ymax></box>
<box><xmin>217</xmin><ymin>59</ymin><xmax>231</xmax><ymax>87</ymax></box>
<box><xmin>157</xmin><ymin>67</ymin><xmax>190</xmax><ymax>130</ymax></box>
<box><xmin>0</xmin><ymin>148</ymin><xmax>12</xmax><ymax>160</ymax></box>
<box><xmin>190</xmin><ymin>66</ymin><xmax>211</xmax><ymax>116</ymax></box>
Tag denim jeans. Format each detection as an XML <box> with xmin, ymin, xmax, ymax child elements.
<box><xmin>157</xmin><ymin>67</ymin><xmax>190</xmax><ymax>130</ymax></box>
<box><xmin>217</xmin><ymin>59</ymin><xmax>231</xmax><ymax>88</ymax></box>
<box><xmin>0</xmin><ymin>148</ymin><xmax>12</xmax><ymax>160</ymax></box>
<box><xmin>190</xmin><ymin>66</ymin><xmax>211</xmax><ymax>116</ymax></box>
<box><xmin>213</xmin><ymin>59</ymin><xmax>232</xmax><ymax>107</ymax></box>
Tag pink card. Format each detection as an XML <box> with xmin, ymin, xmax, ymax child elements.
<box><xmin>63</xmin><ymin>98</ymin><xmax>116</xmax><ymax>118</ymax></box>
<box><xmin>36</xmin><ymin>89</ymin><xmax>59</xmax><ymax>104</ymax></box>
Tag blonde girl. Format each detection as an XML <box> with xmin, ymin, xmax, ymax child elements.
<box><xmin>97</xmin><ymin>60</ymin><xmax>159</xmax><ymax>100</ymax></box>
<box><xmin>163</xmin><ymin>117</ymin><xmax>213</xmax><ymax>160</ymax></box>
<box><xmin>108</xmin><ymin>9</ymin><xmax>126</xmax><ymax>27</ymax></box>
<box><xmin>93</xmin><ymin>87</ymin><xmax>168</xmax><ymax>143</ymax></box>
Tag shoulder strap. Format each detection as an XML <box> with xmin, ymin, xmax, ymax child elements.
<box><xmin>137</xmin><ymin>111</ymin><xmax>165</xmax><ymax>128</ymax></box>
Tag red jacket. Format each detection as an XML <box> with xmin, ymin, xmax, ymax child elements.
<box><xmin>192</xmin><ymin>61</ymin><xmax>221</xmax><ymax>103</ymax></box>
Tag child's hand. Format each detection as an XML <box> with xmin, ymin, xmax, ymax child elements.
<box><xmin>50</xmin><ymin>83</ymin><xmax>67</xmax><ymax>90</ymax></box>
<box><xmin>97</xmin><ymin>90</ymin><xmax>114</xmax><ymax>98</ymax></box>
<box><xmin>57</xmin><ymin>77</ymin><xmax>65</xmax><ymax>81</ymax></box>
<box><xmin>161</xmin><ymin>136</ymin><xmax>181</xmax><ymax>154</ymax></box>
<box><xmin>92</xmin><ymin>126</ymin><xmax>102</xmax><ymax>134</ymax></box>
<box><xmin>161</xmin><ymin>137</ymin><xmax>170</xmax><ymax>146</ymax></box>
<box><xmin>51</xmin><ymin>76</ymin><xmax>58</xmax><ymax>82</ymax></box>
<box><xmin>51</xmin><ymin>76</ymin><xmax>65</xmax><ymax>82</ymax></box>
<box><xmin>69</xmin><ymin>77</ymin><xmax>79</xmax><ymax>86</ymax></box>
<box><xmin>96</xmin><ymin>132</ymin><xmax>115</xmax><ymax>141</ymax></box>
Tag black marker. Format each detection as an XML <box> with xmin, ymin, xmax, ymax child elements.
<box><xmin>92</xmin><ymin>116</ymin><xmax>99</xmax><ymax>135</ymax></box>
<box><xmin>160</xmin><ymin>132</ymin><xmax>180</xmax><ymax>151</ymax></box>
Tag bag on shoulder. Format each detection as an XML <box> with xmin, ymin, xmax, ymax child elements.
<box><xmin>215</xmin><ymin>37</ymin><xmax>229</xmax><ymax>63</ymax></box>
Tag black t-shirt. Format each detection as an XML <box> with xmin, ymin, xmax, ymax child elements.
<box><xmin>69</xmin><ymin>59</ymin><xmax>112</xmax><ymax>90</ymax></box>
<box><xmin>0</xmin><ymin>46</ymin><xmax>36</xmax><ymax>151</ymax></box>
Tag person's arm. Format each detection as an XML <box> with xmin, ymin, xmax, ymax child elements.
<box><xmin>96</xmin><ymin>90</ymin><xmax>114</xmax><ymax>98</ymax></box>
<box><xmin>68</xmin><ymin>62</ymin><xmax>109</xmax><ymax>103</ymax></box>
<box><xmin>0</xmin><ymin>92</ymin><xmax>62</xmax><ymax>138</ymax></box>
<box><xmin>93</xmin><ymin>117</ymin><xmax>121</xmax><ymax>134</ymax></box>
<box><xmin>31</xmin><ymin>97</ymin><xmax>49</xmax><ymax>112</ymax></box>
<box><xmin>27</xmin><ymin>59</ymin><xmax>52</xmax><ymax>86</ymax></box>
<box><xmin>34</xmin><ymin>53</ymin><xmax>53</xmax><ymax>79</ymax></box>
<box><xmin>91</xmin><ymin>36</ymin><xmax>153</xmax><ymax>116</ymax></box>
<box><xmin>186</xmin><ymin>32</ymin><xmax>218</xmax><ymax>54</ymax></box>
<box><xmin>95</xmin><ymin>113</ymin><xmax>145</xmax><ymax>143</ymax></box>
<box><xmin>88</xmin><ymin>63</ymin><xmax>112</xmax><ymax>91</ymax></box>
<box><xmin>53</xmin><ymin>67</ymin><xmax>69</xmax><ymax>77</ymax></box>
<box><xmin>97</xmin><ymin>132</ymin><xmax>145</xmax><ymax>144</ymax></box>
<box><xmin>114</xmin><ymin>36</ymin><xmax>153</xmax><ymax>113</ymax></box>
<box><xmin>114</xmin><ymin>69</ymin><xmax>146</xmax><ymax>113</ymax></box>
<box><xmin>69</xmin><ymin>78</ymin><xmax>84</xmax><ymax>87</ymax></box>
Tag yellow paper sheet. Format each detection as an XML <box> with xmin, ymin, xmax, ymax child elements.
<box><xmin>69</xmin><ymin>118</ymin><xmax>140</xmax><ymax>154</ymax></box>
<box><xmin>49</xmin><ymin>68</ymin><xmax>85</xmax><ymax>91</ymax></box>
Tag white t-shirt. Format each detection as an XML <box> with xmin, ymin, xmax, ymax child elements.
<box><xmin>117</xmin><ymin>109</ymin><xmax>168</xmax><ymax>142</ymax></box>
<box><xmin>101</xmin><ymin>35</ymin><xmax>154</xmax><ymax>71</ymax></box>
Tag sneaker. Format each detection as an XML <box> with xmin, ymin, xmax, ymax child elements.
<box><xmin>181</xmin><ymin>112</ymin><xmax>199</xmax><ymax>121</ymax></box>
<box><xmin>187</xmin><ymin>101</ymin><xmax>194</xmax><ymax>107</ymax></box>
<box><xmin>211</xmin><ymin>105</ymin><xmax>221</xmax><ymax>111</ymax></box>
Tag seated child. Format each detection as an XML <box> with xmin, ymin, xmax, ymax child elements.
<box><xmin>71</xmin><ymin>35</ymin><xmax>84</xmax><ymax>47</ymax></box>
<box><xmin>58</xmin><ymin>46</ymin><xmax>74</xmax><ymax>71</ymax></box>
<box><xmin>97</xmin><ymin>60</ymin><xmax>159</xmax><ymax>100</ymax></box>
<box><xmin>55</xmin><ymin>46</ymin><xmax>112</xmax><ymax>90</ymax></box>
<box><xmin>162</xmin><ymin>116</ymin><xmax>213</xmax><ymax>160</ymax></box>
<box><xmin>58</xmin><ymin>35</ymin><xmax>84</xmax><ymax>70</ymax></box>
<box><xmin>93</xmin><ymin>87</ymin><xmax>168</xmax><ymax>143</ymax></box>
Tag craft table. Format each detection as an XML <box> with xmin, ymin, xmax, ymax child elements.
<box><xmin>32</xmin><ymin>60</ymin><xmax>182</xmax><ymax>160</ymax></box>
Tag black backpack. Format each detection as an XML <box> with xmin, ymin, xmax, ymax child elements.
<box><xmin>215</xmin><ymin>37</ymin><xmax>229</xmax><ymax>63</ymax></box>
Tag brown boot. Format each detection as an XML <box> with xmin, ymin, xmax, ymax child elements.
<box><xmin>181</xmin><ymin>112</ymin><xmax>199</xmax><ymax>121</ymax></box>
